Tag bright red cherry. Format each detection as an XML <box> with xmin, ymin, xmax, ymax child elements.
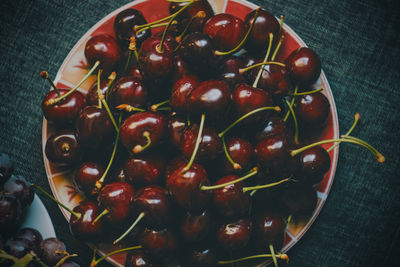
<box><xmin>294</xmin><ymin>146</ymin><xmax>331</xmax><ymax>185</ymax></box>
<box><xmin>295</xmin><ymin>92</ymin><xmax>330</xmax><ymax>129</ymax></box>
<box><xmin>124</xmin><ymin>155</ymin><xmax>166</xmax><ymax>187</ymax></box>
<box><xmin>69</xmin><ymin>201</ymin><xmax>103</xmax><ymax>241</ymax></box>
<box><xmin>250</xmin><ymin>64</ymin><xmax>292</xmax><ymax>98</ymax></box>
<box><xmin>110</xmin><ymin>76</ymin><xmax>147</xmax><ymax>109</ymax></box>
<box><xmin>285</xmin><ymin>47</ymin><xmax>321</xmax><ymax>86</ymax></box>
<box><xmin>170</xmin><ymin>75</ymin><xmax>200</xmax><ymax>112</ymax></box>
<box><xmin>222</xmin><ymin>137</ymin><xmax>253</xmax><ymax>174</ymax></box>
<box><xmin>73</xmin><ymin>162</ymin><xmax>105</xmax><ymax>195</ymax></box>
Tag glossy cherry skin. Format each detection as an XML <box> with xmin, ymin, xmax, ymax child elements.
<box><xmin>244</xmin><ymin>8</ymin><xmax>280</xmax><ymax>53</ymax></box>
<box><xmin>285</xmin><ymin>47</ymin><xmax>321</xmax><ymax>86</ymax></box>
<box><xmin>15</xmin><ymin>228</ymin><xmax>43</xmax><ymax>253</ymax></box>
<box><xmin>0</xmin><ymin>153</ymin><xmax>13</xmax><ymax>185</ymax></box>
<box><xmin>212</xmin><ymin>175</ymin><xmax>250</xmax><ymax>219</ymax></box>
<box><xmin>219</xmin><ymin>56</ymin><xmax>246</xmax><ymax>88</ymax></box>
<box><xmin>39</xmin><ymin>238</ymin><xmax>67</xmax><ymax>266</ymax></box>
<box><xmin>85</xmin><ymin>34</ymin><xmax>121</xmax><ymax>74</ymax></box>
<box><xmin>3</xmin><ymin>175</ymin><xmax>34</xmax><ymax>209</ymax></box>
<box><xmin>97</xmin><ymin>182</ymin><xmax>135</xmax><ymax>223</ymax></box>
<box><xmin>69</xmin><ymin>201</ymin><xmax>103</xmax><ymax>241</ymax></box>
<box><xmin>110</xmin><ymin>76</ymin><xmax>147</xmax><ymax>109</ymax></box>
<box><xmin>125</xmin><ymin>155</ymin><xmax>165</xmax><ymax>187</ymax></box>
<box><xmin>42</xmin><ymin>89</ymin><xmax>87</xmax><ymax>125</ymax></box>
<box><xmin>167</xmin><ymin>115</ymin><xmax>188</xmax><ymax>149</ymax></box>
<box><xmin>165</xmin><ymin>156</ymin><xmax>187</xmax><ymax>181</ymax></box>
<box><xmin>254</xmin><ymin>212</ymin><xmax>285</xmax><ymax>247</ymax></box>
<box><xmin>203</xmin><ymin>13</ymin><xmax>246</xmax><ymax>51</ymax></box>
<box><xmin>295</xmin><ymin>92</ymin><xmax>330</xmax><ymax>129</ymax></box>
<box><xmin>114</xmin><ymin>8</ymin><xmax>150</xmax><ymax>50</ymax></box>
<box><xmin>166</xmin><ymin>163</ymin><xmax>211</xmax><ymax>212</ymax></box>
<box><xmin>4</xmin><ymin>237</ymin><xmax>36</xmax><ymax>258</ymax></box>
<box><xmin>73</xmin><ymin>162</ymin><xmax>104</xmax><ymax>195</ymax></box>
<box><xmin>180</xmin><ymin>209</ymin><xmax>213</xmax><ymax>243</ymax></box>
<box><xmin>294</xmin><ymin>146</ymin><xmax>331</xmax><ymax>185</ymax></box>
<box><xmin>86</xmin><ymin>80</ymin><xmax>109</xmax><ymax>106</ymax></box>
<box><xmin>125</xmin><ymin>250</ymin><xmax>154</xmax><ymax>267</ymax></box>
<box><xmin>187</xmin><ymin>247</ymin><xmax>217</xmax><ymax>267</ymax></box>
<box><xmin>45</xmin><ymin>130</ymin><xmax>81</xmax><ymax>165</ymax></box>
<box><xmin>120</xmin><ymin>111</ymin><xmax>167</xmax><ymax>153</ymax></box>
<box><xmin>181</xmin><ymin>124</ymin><xmax>222</xmax><ymax>162</ymax></box>
<box><xmin>139</xmin><ymin>228</ymin><xmax>178</xmax><ymax>258</ymax></box>
<box><xmin>222</xmin><ymin>138</ymin><xmax>253</xmax><ymax>174</ymax></box>
<box><xmin>75</xmin><ymin>106</ymin><xmax>114</xmax><ymax>149</ymax></box>
<box><xmin>280</xmin><ymin>184</ymin><xmax>317</xmax><ymax>216</ymax></box>
<box><xmin>132</xmin><ymin>185</ymin><xmax>171</xmax><ymax>227</ymax></box>
<box><xmin>250</xmin><ymin>64</ymin><xmax>292</xmax><ymax>98</ymax></box>
<box><xmin>173</xmin><ymin>55</ymin><xmax>192</xmax><ymax>82</ymax></box>
<box><xmin>217</xmin><ymin>218</ymin><xmax>252</xmax><ymax>251</ymax></box>
<box><xmin>253</xmin><ymin>116</ymin><xmax>292</xmax><ymax>144</ymax></box>
<box><xmin>170</xmin><ymin>75</ymin><xmax>200</xmax><ymax>112</ymax></box>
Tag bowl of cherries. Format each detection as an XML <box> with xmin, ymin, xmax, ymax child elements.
<box><xmin>39</xmin><ymin>0</ymin><xmax>384</xmax><ymax>266</ymax></box>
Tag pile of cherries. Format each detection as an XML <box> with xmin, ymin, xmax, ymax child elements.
<box><xmin>40</xmin><ymin>0</ymin><xmax>384</xmax><ymax>266</ymax></box>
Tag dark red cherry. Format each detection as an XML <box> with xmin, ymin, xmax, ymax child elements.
<box><xmin>222</xmin><ymin>138</ymin><xmax>253</xmax><ymax>174</ymax></box>
<box><xmin>69</xmin><ymin>201</ymin><xmax>103</xmax><ymax>241</ymax></box>
<box><xmin>166</xmin><ymin>163</ymin><xmax>211</xmax><ymax>212</ymax></box>
<box><xmin>39</xmin><ymin>238</ymin><xmax>67</xmax><ymax>266</ymax></box>
<box><xmin>295</xmin><ymin>92</ymin><xmax>330</xmax><ymax>129</ymax></box>
<box><xmin>181</xmin><ymin>124</ymin><xmax>222</xmax><ymax>162</ymax></box>
<box><xmin>45</xmin><ymin>130</ymin><xmax>81</xmax><ymax>165</ymax></box>
<box><xmin>42</xmin><ymin>89</ymin><xmax>87</xmax><ymax>125</ymax></box>
<box><xmin>285</xmin><ymin>47</ymin><xmax>321</xmax><ymax>86</ymax></box>
<box><xmin>173</xmin><ymin>55</ymin><xmax>192</xmax><ymax>82</ymax></box>
<box><xmin>167</xmin><ymin>115</ymin><xmax>188</xmax><ymax>149</ymax></box>
<box><xmin>170</xmin><ymin>75</ymin><xmax>200</xmax><ymax>112</ymax></box>
<box><xmin>97</xmin><ymin>182</ymin><xmax>135</xmax><ymax>223</ymax></box>
<box><xmin>3</xmin><ymin>175</ymin><xmax>34</xmax><ymax>209</ymax></box>
<box><xmin>4</xmin><ymin>237</ymin><xmax>35</xmax><ymax>258</ymax></box>
<box><xmin>180</xmin><ymin>209</ymin><xmax>213</xmax><ymax>243</ymax></box>
<box><xmin>203</xmin><ymin>14</ymin><xmax>246</xmax><ymax>51</ymax></box>
<box><xmin>254</xmin><ymin>116</ymin><xmax>292</xmax><ymax>143</ymax></box>
<box><xmin>133</xmin><ymin>185</ymin><xmax>171</xmax><ymax>227</ymax></box>
<box><xmin>250</xmin><ymin>64</ymin><xmax>292</xmax><ymax>98</ymax></box>
<box><xmin>128</xmin><ymin>64</ymin><xmax>144</xmax><ymax>81</ymax></box>
<box><xmin>114</xmin><ymin>8</ymin><xmax>150</xmax><ymax>50</ymax></box>
<box><xmin>139</xmin><ymin>227</ymin><xmax>178</xmax><ymax>258</ymax></box>
<box><xmin>219</xmin><ymin>56</ymin><xmax>246</xmax><ymax>88</ymax></box>
<box><xmin>212</xmin><ymin>175</ymin><xmax>250</xmax><ymax>218</ymax></box>
<box><xmin>125</xmin><ymin>155</ymin><xmax>165</xmax><ymax>187</ymax></box>
<box><xmin>254</xmin><ymin>212</ymin><xmax>285</xmax><ymax>247</ymax></box>
<box><xmin>125</xmin><ymin>249</ymin><xmax>154</xmax><ymax>267</ymax></box>
<box><xmin>244</xmin><ymin>8</ymin><xmax>280</xmax><ymax>53</ymax></box>
<box><xmin>85</xmin><ymin>34</ymin><xmax>121</xmax><ymax>74</ymax></box>
<box><xmin>187</xmin><ymin>247</ymin><xmax>217</xmax><ymax>267</ymax></box>
<box><xmin>294</xmin><ymin>146</ymin><xmax>331</xmax><ymax>185</ymax></box>
<box><xmin>280</xmin><ymin>183</ymin><xmax>317</xmax><ymax>216</ymax></box>
<box><xmin>0</xmin><ymin>153</ymin><xmax>14</xmax><ymax>185</ymax></box>
<box><xmin>15</xmin><ymin>228</ymin><xmax>43</xmax><ymax>253</ymax></box>
<box><xmin>58</xmin><ymin>261</ymin><xmax>80</xmax><ymax>267</ymax></box>
<box><xmin>165</xmin><ymin>156</ymin><xmax>187</xmax><ymax>181</ymax></box>
<box><xmin>216</xmin><ymin>218</ymin><xmax>252</xmax><ymax>251</ymax></box>
<box><xmin>75</xmin><ymin>106</ymin><xmax>114</xmax><ymax>149</ymax></box>
<box><xmin>120</xmin><ymin>111</ymin><xmax>167</xmax><ymax>153</ymax></box>
<box><xmin>86</xmin><ymin>80</ymin><xmax>109</xmax><ymax>106</ymax></box>
<box><xmin>110</xmin><ymin>76</ymin><xmax>147</xmax><ymax>109</ymax></box>
<box><xmin>73</xmin><ymin>162</ymin><xmax>105</xmax><ymax>195</ymax></box>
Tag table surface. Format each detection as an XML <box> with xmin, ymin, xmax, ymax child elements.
<box><xmin>0</xmin><ymin>0</ymin><xmax>399</xmax><ymax>266</ymax></box>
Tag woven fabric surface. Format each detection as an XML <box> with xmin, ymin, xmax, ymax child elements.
<box><xmin>0</xmin><ymin>0</ymin><xmax>399</xmax><ymax>266</ymax></box>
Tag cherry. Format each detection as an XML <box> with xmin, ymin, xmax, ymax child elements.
<box><xmin>285</xmin><ymin>47</ymin><xmax>321</xmax><ymax>86</ymax></box>
<box><xmin>114</xmin><ymin>8</ymin><xmax>151</xmax><ymax>50</ymax></box>
<box><xmin>69</xmin><ymin>201</ymin><xmax>103</xmax><ymax>241</ymax></box>
<box><xmin>249</xmin><ymin>64</ymin><xmax>292</xmax><ymax>98</ymax></box>
<box><xmin>216</xmin><ymin>218</ymin><xmax>252</xmax><ymax>251</ymax></box>
<box><xmin>167</xmin><ymin>115</ymin><xmax>188</xmax><ymax>149</ymax></box>
<box><xmin>58</xmin><ymin>261</ymin><xmax>80</xmax><ymax>267</ymax></box>
<box><xmin>4</xmin><ymin>237</ymin><xmax>36</xmax><ymax>258</ymax></box>
<box><xmin>280</xmin><ymin>183</ymin><xmax>317</xmax><ymax>217</ymax></box>
<box><xmin>110</xmin><ymin>76</ymin><xmax>147</xmax><ymax>109</ymax></box>
<box><xmin>222</xmin><ymin>137</ymin><xmax>253</xmax><ymax>174</ymax></box>
<box><xmin>86</xmin><ymin>79</ymin><xmax>109</xmax><ymax>106</ymax></box>
<box><xmin>253</xmin><ymin>116</ymin><xmax>292</xmax><ymax>143</ymax></box>
<box><xmin>187</xmin><ymin>247</ymin><xmax>217</xmax><ymax>267</ymax></box>
<box><xmin>295</xmin><ymin>92</ymin><xmax>330</xmax><ymax>129</ymax></box>
<box><xmin>203</xmin><ymin>14</ymin><xmax>246</xmax><ymax>51</ymax></box>
<box><xmin>166</xmin><ymin>162</ymin><xmax>211</xmax><ymax>212</ymax></box>
<box><xmin>85</xmin><ymin>34</ymin><xmax>121</xmax><ymax>74</ymax></box>
<box><xmin>170</xmin><ymin>75</ymin><xmax>200</xmax><ymax>112</ymax></box>
<box><xmin>125</xmin><ymin>249</ymin><xmax>154</xmax><ymax>267</ymax></box>
<box><xmin>15</xmin><ymin>228</ymin><xmax>43</xmax><ymax>253</ymax></box>
<box><xmin>180</xmin><ymin>209</ymin><xmax>213</xmax><ymax>243</ymax></box>
<box><xmin>124</xmin><ymin>155</ymin><xmax>166</xmax><ymax>187</ymax></box>
<box><xmin>39</xmin><ymin>238</ymin><xmax>67</xmax><ymax>266</ymax></box>
<box><xmin>120</xmin><ymin>111</ymin><xmax>167</xmax><ymax>154</ymax></box>
<box><xmin>3</xmin><ymin>175</ymin><xmax>34</xmax><ymax>209</ymax></box>
<box><xmin>73</xmin><ymin>162</ymin><xmax>105</xmax><ymax>195</ymax></box>
<box><xmin>253</xmin><ymin>212</ymin><xmax>285</xmax><ymax>247</ymax></box>
<box><xmin>45</xmin><ymin>130</ymin><xmax>81</xmax><ymax>165</ymax></box>
<box><xmin>294</xmin><ymin>146</ymin><xmax>331</xmax><ymax>185</ymax></box>
<box><xmin>139</xmin><ymin>227</ymin><xmax>178</xmax><ymax>258</ymax></box>
<box><xmin>0</xmin><ymin>152</ymin><xmax>13</xmax><ymax>185</ymax></box>
<box><xmin>75</xmin><ymin>106</ymin><xmax>114</xmax><ymax>149</ymax></box>
<box><xmin>173</xmin><ymin>55</ymin><xmax>192</xmax><ymax>82</ymax></box>
<box><xmin>165</xmin><ymin>156</ymin><xmax>187</xmax><ymax>181</ymax></box>
<box><xmin>219</xmin><ymin>56</ymin><xmax>246</xmax><ymax>88</ymax></box>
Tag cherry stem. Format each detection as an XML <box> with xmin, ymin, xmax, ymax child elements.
<box><xmin>243</xmin><ymin>178</ymin><xmax>290</xmax><ymax>193</ymax></box>
<box><xmin>61</xmin><ymin>143</ymin><xmax>70</xmax><ymax>152</ymax></box>
<box><xmin>46</xmin><ymin>61</ymin><xmax>100</xmax><ymax>105</ymax></box>
<box><xmin>271</xmin><ymin>35</ymin><xmax>284</xmax><ymax>61</ymax></box>
<box><xmin>286</xmin><ymin>214</ymin><xmax>293</xmax><ymax>224</ymax></box>
<box><xmin>269</xmin><ymin>244</ymin><xmax>278</xmax><ymax>267</ymax></box>
<box><xmin>279</xmin><ymin>15</ymin><xmax>284</xmax><ymax>29</ymax></box>
<box><xmin>222</xmin><ymin>137</ymin><xmax>242</xmax><ymax>170</ymax></box>
<box><xmin>285</xmin><ymin>99</ymin><xmax>299</xmax><ymax>144</ymax></box>
<box><xmin>182</xmin><ymin>113</ymin><xmax>205</xmax><ymax>172</ymax></box>
<box><xmin>136</xmin><ymin>21</ymin><xmax>177</xmax><ymax>36</ymax></box>
<box><xmin>290</xmin><ymin>87</ymin><xmax>322</xmax><ymax>96</ymax></box>
<box><xmin>214</xmin><ymin>7</ymin><xmax>260</xmax><ymax>56</ymax></box>
<box><xmin>218</xmin><ymin>106</ymin><xmax>281</xmax><ymax>138</ymax></box>
<box><xmin>93</xmin><ymin>209</ymin><xmax>109</xmax><ymax>223</ymax></box>
<box><xmin>175</xmin><ymin>10</ymin><xmax>206</xmax><ymax>45</ymax></box>
<box><xmin>113</xmin><ymin>212</ymin><xmax>146</xmax><ymax>245</ymax></box>
<box><xmin>201</xmin><ymin>167</ymin><xmax>258</xmax><ymax>190</ymax></box>
<box><xmin>105</xmin><ymin>72</ymin><xmax>117</xmax><ymax>104</ymax></box>
<box><xmin>327</xmin><ymin>112</ymin><xmax>360</xmax><ymax>152</ymax></box>
<box><xmin>283</xmin><ymin>85</ymin><xmax>298</xmax><ymax>122</ymax></box>
<box><xmin>94</xmin><ymin>114</ymin><xmax>122</xmax><ymax>193</ymax></box>
<box><xmin>151</xmin><ymin>100</ymin><xmax>170</xmax><ymax>111</ymax></box>
<box><xmin>97</xmin><ymin>69</ymin><xmax>103</xmax><ymax>108</ymax></box>
<box><xmin>90</xmin><ymin>245</ymin><xmax>142</xmax><ymax>267</ymax></box>
<box><xmin>40</xmin><ymin>71</ymin><xmax>61</xmax><ymax>97</ymax></box>
<box><xmin>253</xmin><ymin>32</ymin><xmax>274</xmax><ymax>88</ymax></box>
<box><xmin>101</xmin><ymin>99</ymin><xmax>119</xmax><ymax>133</ymax></box>
<box><xmin>123</xmin><ymin>38</ymin><xmax>136</xmax><ymax>74</ymax></box>
<box><xmin>116</xmin><ymin>104</ymin><xmax>146</xmax><ymax>113</ymax></box>
<box><xmin>290</xmin><ymin>136</ymin><xmax>385</xmax><ymax>162</ymax></box>
<box><xmin>55</xmin><ymin>253</ymin><xmax>78</xmax><ymax>267</ymax></box>
<box><xmin>0</xmin><ymin>250</ymin><xmax>19</xmax><ymax>262</ymax></box>
<box><xmin>241</xmin><ymin>61</ymin><xmax>286</xmax><ymax>75</ymax></box>
<box><xmin>217</xmin><ymin>253</ymin><xmax>289</xmax><ymax>265</ymax></box>
<box><xmin>133</xmin><ymin>131</ymin><xmax>152</xmax><ymax>153</ymax></box>
<box><xmin>33</xmin><ymin>184</ymin><xmax>81</xmax><ymax>219</ymax></box>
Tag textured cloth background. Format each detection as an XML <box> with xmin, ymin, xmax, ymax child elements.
<box><xmin>0</xmin><ymin>0</ymin><xmax>399</xmax><ymax>266</ymax></box>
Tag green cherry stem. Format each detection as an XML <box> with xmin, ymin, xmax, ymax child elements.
<box><xmin>151</xmin><ymin>100</ymin><xmax>170</xmax><ymax>111</ymax></box>
<box><xmin>93</xmin><ymin>209</ymin><xmax>110</xmax><ymax>223</ymax></box>
<box><xmin>97</xmin><ymin>69</ymin><xmax>103</xmax><ymax>108</ymax></box>
<box><xmin>46</xmin><ymin>61</ymin><xmax>100</xmax><ymax>105</ymax></box>
<box><xmin>217</xmin><ymin>253</ymin><xmax>289</xmax><ymax>265</ymax></box>
<box><xmin>0</xmin><ymin>250</ymin><xmax>18</xmax><ymax>262</ymax></box>
<box><xmin>90</xmin><ymin>246</ymin><xmax>142</xmax><ymax>267</ymax></box>
<box><xmin>201</xmin><ymin>167</ymin><xmax>258</xmax><ymax>190</ymax></box>
<box><xmin>218</xmin><ymin>106</ymin><xmax>281</xmax><ymax>138</ymax></box>
<box><xmin>253</xmin><ymin>32</ymin><xmax>274</xmax><ymax>87</ymax></box>
<box><xmin>240</xmin><ymin>61</ymin><xmax>286</xmax><ymax>75</ymax></box>
<box><xmin>283</xmin><ymin>85</ymin><xmax>298</xmax><ymax>122</ymax></box>
<box><xmin>182</xmin><ymin>113</ymin><xmax>206</xmax><ymax>172</ymax></box>
<box><xmin>101</xmin><ymin>99</ymin><xmax>119</xmax><ymax>132</ymax></box>
<box><xmin>285</xmin><ymin>99</ymin><xmax>299</xmax><ymax>144</ymax></box>
<box><xmin>113</xmin><ymin>212</ymin><xmax>146</xmax><ymax>245</ymax></box>
<box><xmin>269</xmin><ymin>244</ymin><xmax>278</xmax><ymax>267</ymax></box>
<box><xmin>133</xmin><ymin>131</ymin><xmax>152</xmax><ymax>154</ymax></box>
<box><xmin>40</xmin><ymin>71</ymin><xmax>61</xmax><ymax>97</ymax></box>
<box><xmin>271</xmin><ymin>34</ymin><xmax>284</xmax><ymax>61</ymax></box>
<box><xmin>222</xmin><ymin>137</ymin><xmax>242</xmax><ymax>170</ymax></box>
<box><xmin>214</xmin><ymin>7</ymin><xmax>260</xmax><ymax>56</ymax></box>
<box><xmin>135</xmin><ymin>21</ymin><xmax>177</xmax><ymax>36</ymax></box>
<box><xmin>290</xmin><ymin>87</ymin><xmax>322</xmax><ymax>96</ymax></box>
<box><xmin>116</xmin><ymin>104</ymin><xmax>146</xmax><ymax>113</ymax></box>
<box><xmin>105</xmin><ymin>72</ymin><xmax>117</xmax><ymax>104</ymax></box>
<box><xmin>33</xmin><ymin>184</ymin><xmax>81</xmax><ymax>220</ymax></box>
<box><xmin>327</xmin><ymin>112</ymin><xmax>359</xmax><ymax>152</ymax></box>
<box><xmin>55</xmin><ymin>253</ymin><xmax>78</xmax><ymax>267</ymax></box>
<box><xmin>175</xmin><ymin>10</ymin><xmax>206</xmax><ymax>44</ymax></box>
<box><xmin>243</xmin><ymin>178</ymin><xmax>291</xmax><ymax>193</ymax></box>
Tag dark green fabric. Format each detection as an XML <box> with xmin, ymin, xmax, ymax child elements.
<box><xmin>0</xmin><ymin>0</ymin><xmax>399</xmax><ymax>266</ymax></box>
